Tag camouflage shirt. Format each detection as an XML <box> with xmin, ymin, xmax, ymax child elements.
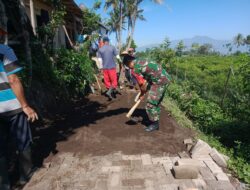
<box><xmin>134</xmin><ymin>60</ymin><xmax>171</xmax><ymax>85</ymax></box>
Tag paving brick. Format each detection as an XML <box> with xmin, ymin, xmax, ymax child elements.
<box><xmin>124</xmin><ymin>170</ymin><xmax>154</xmax><ymax>179</ymax></box>
<box><xmin>102</xmin><ymin>166</ymin><xmax>122</xmax><ymax>173</ymax></box>
<box><xmin>162</xmin><ymin>162</ymin><xmax>173</xmax><ymax>175</ymax></box>
<box><xmin>192</xmin><ymin>155</ymin><xmax>213</xmax><ymax>161</ymax></box>
<box><xmin>122</xmin><ymin>155</ymin><xmax>141</xmax><ymax>160</ymax></box>
<box><xmin>112</xmin><ymin>152</ymin><xmax>122</xmax><ymax>161</ymax></box>
<box><xmin>210</xmin><ymin>148</ymin><xmax>227</xmax><ymax>168</ymax></box>
<box><xmin>205</xmin><ymin>180</ymin><xmax>235</xmax><ymax>190</ymax></box>
<box><xmin>176</xmin><ymin>179</ymin><xmax>196</xmax><ymax>189</ymax></box>
<box><xmin>94</xmin><ymin>180</ymin><xmax>108</xmax><ymax>190</ymax></box>
<box><xmin>222</xmin><ymin>154</ymin><xmax>230</xmax><ymax>162</ymax></box>
<box><xmin>184</xmin><ymin>138</ymin><xmax>193</xmax><ymax>145</ymax></box>
<box><xmin>159</xmin><ymin>184</ymin><xmax>179</xmax><ymax>190</ymax></box>
<box><xmin>186</xmin><ymin>144</ymin><xmax>193</xmax><ymax>152</ymax></box>
<box><xmin>152</xmin><ymin>157</ymin><xmax>172</xmax><ymax>165</ymax></box>
<box><xmin>133</xmin><ymin>187</ymin><xmax>146</xmax><ymax>190</ymax></box>
<box><xmin>109</xmin><ymin>173</ymin><xmax>120</xmax><ymax>187</ymax></box>
<box><xmin>198</xmin><ymin>160</ymin><xmax>207</xmax><ymax>167</ymax></box>
<box><xmin>191</xmin><ymin>139</ymin><xmax>212</xmax><ymax>157</ymax></box>
<box><xmin>131</xmin><ymin>160</ymin><xmax>143</xmax><ymax>170</ymax></box>
<box><xmin>155</xmin><ymin>168</ymin><xmax>171</xmax><ymax>185</ymax></box>
<box><xmin>112</xmin><ymin>160</ymin><xmax>131</xmax><ymax>167</ymax></box>
<box><xmin>192</xmin><ymin>178</ymin><xmax>207</xmax><ymax>189</ymax></box>
<box><xmin>164</xmin><ymin>174</ymin><xmax>175</xmax><ymax>184</ymax></box>
<box><xmin>176</xmin><ymin>158</ymin><xmax>203</xmax><ymax>168</ymax></box>
<box><xmin>199</xmin><ymin>167</ymin><xmax>216</xmax><ymax>180</ymax></box>
<box><xmin>204</xmin><ymin>160</ymin><xmax>223</xmax><ymax>174</ymax></box>
<box><xmin>97</xmin><ymin>173</ymin><xmax>109</xmax><ymax>180</ymax></box>
<box><xmin>215</xmin><ymin>172</ymin><xmax>230</xmax><ymax>182</ymax></box>
<box><xmin>56</xmin><ymin>155</ymin><xmax>77</xmax><ymax>175</ymax></box>
<box><xmin>173</xmin><ymin>166</ymin><xmax>199</xmax><ymax>179</ymax></box>
<box><xmin>145</xmin><ymin>180</ymin><xmax>154</xmax><ymax>190</ymax></box>
<box><xmin>141</xmin><ymin>154</ymin><xmax>152</xmax><ymax>165</ymax></box>
<box><xmin>178</xmin><ymin>151</ymin><xmax>190</xmax><ymax>158</ymax></box>
<box><xmin>122</xmin><ymin>179</ymin><xmax>145</xmax><ymax>187</ymax></box>
<box><xmin>170</xmin><ymin>156</ymin><xmax>180</xmax><ymax>165</ymax></box>
<box><xmin>78</xmin><ymin>180</ymin><xmax>96</xmax><ymax>188</ymax></box>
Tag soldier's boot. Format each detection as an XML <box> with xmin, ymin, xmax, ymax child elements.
<box><xmin>145</xmin><ymin>121</ymin><xmax>159</xmax><ymax>132</ymax></box>
<box><xmin>0</xmin><ymin>157</ymin><xmax>10</xmax><ymax>190</ymax></box>
<box><xmin>112</xmin><ymin>88</ymin><xmax>121</xmax><ymax>98</ymax></box>
<box><xmin>106</xmin><ymin>87</ymin><xmax>113</xmax><ymax>100</ymax></box>
<box><xmin>18</xmin><ymin>148</ymin><xmax>35</xmax><ymax>185</ymax></box>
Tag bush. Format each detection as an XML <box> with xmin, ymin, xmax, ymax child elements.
<box><xmin>54</xmin><ymin>49</ymin><xmax>95</xmax><ymax>96</ymax></box>
<box><xmin>166</xmin><ymin>82</ymin><xmax>250</xmax><ymax>183</ymax></box>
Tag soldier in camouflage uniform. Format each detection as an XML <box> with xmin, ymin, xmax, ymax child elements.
<box><xmin>123</xmin><ymin>54</ymin><xmax>171</xmax><ymax>132</ymax></box>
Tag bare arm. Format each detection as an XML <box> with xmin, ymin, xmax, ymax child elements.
<box><xmin>139</xmin><ymin>81</ymin><xmax>148</xmax><ymax>100</ymax></box>
<box><xmin>8</xmin><ymin>74</ymin><xmax>38</xmax><ymax>122</ymax></box>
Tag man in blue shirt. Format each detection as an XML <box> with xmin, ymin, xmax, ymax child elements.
<box><xmin>0</xmin><ymin>24</ymin><xmax>38</xmax><ymax>189</ymax></box>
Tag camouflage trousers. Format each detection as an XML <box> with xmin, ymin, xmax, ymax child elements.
<box><xmin>146</xmin><ymin>84</ymin><xmax>167</xmax><ymax>122</ymax></box>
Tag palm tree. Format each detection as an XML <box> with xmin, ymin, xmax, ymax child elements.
<box><xmin>106</xmin><ymin>10</ymin><xmax>122</xmax><ymax>45</ymax></box>
<box><xmin>126</xmin><ymin>0</ymin><xmax>145</xmax><ymax>49</ymax></box>
<box><xmin>105</xmin><ymin>0</ymin><xmax>164</xmax><ymax>51</ymax></box>
<box><xmin>245</xmin><ymin>35</ymin><xmax>250</xmax><ymax>52</ymax></box>
<box><xmin>105</xmin><ymin>0</ymin><xmax>126</xmax><ymax>52</ymax></box>
<box><xmin>234</xmin><ymin>33</ymin><xmax>244</xmax><ymax>48</ymax></box>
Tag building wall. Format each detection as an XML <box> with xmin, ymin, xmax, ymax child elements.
<box><xmin>24</xmin><ymin>0</ymin><xmax>52</xmax><ymax>28</ymax></box>
<box><xmin>24</xmin><ymin>0</ymin><xmax>68</xmax><ymax>48</ymax></box>
<box><xmin>53</xmin><ymin>25</ymin><xmax>66</xmax><ymax>49</ymax></box>
<box><xmin>23</xmin><ymin>0</ymin><xmax>83</xmax><ymax>49</ymax></box>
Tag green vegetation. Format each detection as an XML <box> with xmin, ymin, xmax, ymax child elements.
<box><xmin>142</xmin><ymin>36</ymin><xmax>250</xmax><ymax>183</ymax></box>
<box><xmin>54</xmin><ymin>49</ymin><xmax>95</xmax><ymax>95</ymax></box>
<box><xmin>17</xmin><ymin>0</ymin><xmax>100</xmax><ymax>102</ymax></box>
<box><xmin>37</xmin><ymin>1</ymin><xmax>66</xmax><ymax>52</ymax></box>
<box><xmin>163</xmin><ymin>90</ymin><xmax>250</xmax><ymax>183</ymax></box>
<box><xmin>19</xmin><ymin>44</ymin><xmax>95</xmax><ymax>107</ymax></box>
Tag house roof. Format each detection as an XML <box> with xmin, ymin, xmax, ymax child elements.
<box><xmin>62</xmin><ymin>0</ymin><xmax>82</xmax><ymax>18</ymax></box>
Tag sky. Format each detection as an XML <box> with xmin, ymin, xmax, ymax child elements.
<box><xmin>74</xmin><ymin>0</ymin><xmax>250</xmax><ymax>47</ymax></box>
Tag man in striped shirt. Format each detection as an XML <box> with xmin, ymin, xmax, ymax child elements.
<box><xmin>0</xmin><ymin>24</ymin><xmax>38</xmax><ymax>189</ymax></box>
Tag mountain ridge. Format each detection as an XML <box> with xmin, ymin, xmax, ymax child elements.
<box><xmin>137</xmin><ymin>36</ymin><xmax>247</xmax><ymax>54</ymax></box>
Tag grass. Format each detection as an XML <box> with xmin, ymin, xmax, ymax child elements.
<box><xmin>162</xmin><ymin>97</ymin><xmax>194</xmax><ymax>130</ymax></box>
<box><xmin>162</xmin><ymin>96</ymin><xmax>250</xmax><ymax>184</ymax></box>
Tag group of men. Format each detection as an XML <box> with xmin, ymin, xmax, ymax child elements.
<box><xmin>0</xmin><ymin>26</ymin><xmax>171</xmax><ymax>189</ymax></box>
<box><xmin>95</xmin><ymin>36</ymin><xmax>172</xmax><ymax>132</ymax></box>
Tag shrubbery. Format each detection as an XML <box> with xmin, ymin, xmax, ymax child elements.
<box><xmin>166</xmin><ymin>83</ymin><xmax>250</xmax><ymax>183</ymax></box>
<box><xmin>19</xmin><ymin>45</ymin><xmax>95</xmax><ymax>107</ymax></box>
<box><xmin>140</xmin><ymin>47</ymin><xmax>250</xmax><ymax>183</ymax></box>
<box><xmin>54</xmin><ymin>49</ymin><xmax>95</xmax><ymax>96</ymax></box>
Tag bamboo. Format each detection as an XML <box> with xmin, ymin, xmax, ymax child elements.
<box><xmin>62</xmin><ymin>25</ymin><xmax>74</xmax><ymax>47</ymax></box>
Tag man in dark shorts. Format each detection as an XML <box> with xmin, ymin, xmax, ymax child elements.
<box><xmin>0</xmin><ymin>23</ymin><xmax>38</xmax><ymax>189</ymax></box>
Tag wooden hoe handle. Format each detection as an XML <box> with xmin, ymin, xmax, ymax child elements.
<box><xmin>126</xmin><ymin>99</ymin><xmax>141</xmax><ymax>118</ymax></box>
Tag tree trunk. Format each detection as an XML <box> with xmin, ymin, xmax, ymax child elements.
<box><xmin>126</xmin><ymin>17</ymin><xmax>136</xmax><ymax>50</ymax></box>
<box><xmin>118</xmin><ymin>1</ymin><xmax>123</xmax><ymax>52</ymax></box>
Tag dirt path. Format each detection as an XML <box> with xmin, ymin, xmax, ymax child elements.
<box><xmin>22</xmin><ymin>90</ymin><xmax>242</xmax><ymax>190</ymax></box>
<box><xmin>32</xmin><ymin>90</ymin><xmax>194</xmax><ymax>166</ymax></box>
